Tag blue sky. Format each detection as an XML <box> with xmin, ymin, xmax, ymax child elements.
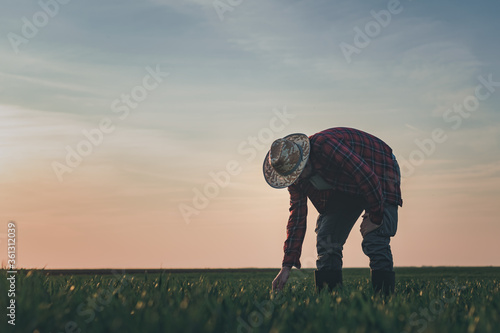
<box><xmin>1</xmin><ymin>0</ymin><xmax>499</xmax><ymax>268</ymax></box>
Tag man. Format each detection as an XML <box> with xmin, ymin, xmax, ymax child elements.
<box><xmin>263</xmin><ymin>127</ymin><xmax>402</xmax><ymax>295</ymax></box>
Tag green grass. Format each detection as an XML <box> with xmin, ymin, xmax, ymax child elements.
<box><xmin>1</xmin><ymin>267</ymin><xmax>499</xmax><ymax>333</ymax></box>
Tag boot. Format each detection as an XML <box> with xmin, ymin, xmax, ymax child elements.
<box><xmin>314</xmin><ymin>269</ymin><xmax>342</xmax><ymax>293</ymax></box>
<box><xmin>371</xmin><ymin>270</ymin><xmax>395</xmax><ymax>296</ymax></box>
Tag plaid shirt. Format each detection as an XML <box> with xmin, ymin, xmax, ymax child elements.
<box><xmin>283</xmin><ymin>128</ymin><xmax>403</xmax><ymax>268</ymax></box>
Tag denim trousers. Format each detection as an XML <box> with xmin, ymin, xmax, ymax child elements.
<box><xmin>315</xmin><ymin>198</ymin><xmax>398</xmax><ymax>271</ymax></box>
<box><xmin>315</xmin><ymin>157</ymin><xmax>400</xmax><ymax>272</ymax></box>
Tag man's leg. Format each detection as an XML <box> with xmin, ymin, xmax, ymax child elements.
<box><xmin>315</xmin><ymin>193</ymin><xmax>364</xmax><ymax>291</ymax></box>
<box><xmin>361</xmin><ymin>204</ymin><xmax>398</xmax><ymax>295</ymax></box>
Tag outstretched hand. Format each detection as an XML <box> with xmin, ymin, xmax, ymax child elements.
<box><xmin>360</xmin><ymin>212</ymin><xmax>382</xmax><ymax>237</ymax></box>
<box><xmin>272</xmin><ymin>266</ymin><xmax>291</xmax><ymax>291</ymax></box>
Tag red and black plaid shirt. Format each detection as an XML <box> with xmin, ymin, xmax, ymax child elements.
<box><xmin>283</xmin><ymin>128</ymin><xmax>403</xmax><ymax>268</ymax></box>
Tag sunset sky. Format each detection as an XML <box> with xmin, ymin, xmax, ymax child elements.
<box><xmin>1</xmin><ymin>0</ymin><xmax>499</xmax><ymax>269</ymax></box>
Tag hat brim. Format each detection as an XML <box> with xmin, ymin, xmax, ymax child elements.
<box><xmin>263</xmin><ymin>133</ymin><xmax>310</xmax><ymax>189</ymax></box>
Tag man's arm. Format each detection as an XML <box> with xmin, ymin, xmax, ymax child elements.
<box><xmin>273</xmin><ymin>184</ymin><xmax>307</xmax><ymax>291</ymax></box>
<box><xmin>282</xmin><ymin>184</ymin><xmax>308</xmax><ymax>268</ymax></box>
<box><xmin>319</xmin><ymin>139</ymin><xmax>385</xmax><ymax>224</ymax></box>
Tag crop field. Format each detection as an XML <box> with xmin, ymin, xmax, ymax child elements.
<box><xmin>1</xmin><ymin>267</ymin><xmax>499</xmax><ymax>333</ymax></box>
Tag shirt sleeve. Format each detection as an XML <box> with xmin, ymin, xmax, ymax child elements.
<box><xmin>319</xmin><ymin>138</ymin><xmax>385</xmax><ymax>224</ymax></box>
<box><xmin>282</xmin><ymin>184</ymin><xmax>308</xmax><ymax>268</ymax></box>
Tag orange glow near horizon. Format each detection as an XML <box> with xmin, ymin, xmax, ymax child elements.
<box><xmin>2</xmin><ymin>121</ymin><xmax>499</xmax><ymax>269</ymax></box>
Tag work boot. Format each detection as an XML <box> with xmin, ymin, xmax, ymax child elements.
<box><xmin>371</xmin><ymin>270</ymin><xmax>395</xmax><ymax>296</ymax></box>
<box><xmin>314</xmin><ymin>269</ymin><xmax>342</xmax><ymax>293</ymax></box>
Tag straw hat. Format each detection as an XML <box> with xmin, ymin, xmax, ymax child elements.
<box><xmin>263</xmin><ymin>133</ymin><xmax>310</xmax><ymax>189</ymax></box>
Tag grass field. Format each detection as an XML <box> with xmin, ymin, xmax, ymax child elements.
<box><xmin>1</xmin><ymin>267</ymin><xmax>499</xmax><ymax>333</ymax></box>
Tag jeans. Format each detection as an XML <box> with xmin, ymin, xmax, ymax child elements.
<box><xmin>315</xmin><ymin>197</ymin><xmax>398</xmax><ymax>271</ymax></box>
<box><xmin>315</xmin><ymin>156</ymin><xmax>400</xmax><ymax>272</ymax></box>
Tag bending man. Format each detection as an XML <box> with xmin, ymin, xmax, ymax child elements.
<box><xmin>263</xmin><ymin>127</ymin><xmax>402</xmax><ymax>294</ymax></box>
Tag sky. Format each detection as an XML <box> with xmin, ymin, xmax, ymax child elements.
<box><xmin>1</xmin><ymin>0</ymin><xmax>499</xmax><ymax>269</ymax></box>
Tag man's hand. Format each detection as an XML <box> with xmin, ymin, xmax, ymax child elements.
<box><xmin>272</xmin><ymin>266</ymin><xmax>291</xmax><ymax>291</ymax></box>
<box><xmin>360</xmin><ymin>212</ymin><xmax>382</xmax><ymax>237</ymax></box>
